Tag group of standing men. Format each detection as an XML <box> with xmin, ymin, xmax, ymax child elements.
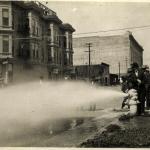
<box><xmin>121</xmin><ymin>62</ymin><xmax>150</xmax><ymax>115</ymax></box>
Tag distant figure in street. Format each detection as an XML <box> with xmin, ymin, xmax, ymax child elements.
<box><xmin>40</xmin><ymin>76</ymin><xmax>44</xmax><ymax>85</ymax></box>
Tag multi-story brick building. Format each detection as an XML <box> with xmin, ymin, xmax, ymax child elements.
<box><xmin>0</xmin><ymin>1</ymin><xmax>75</xmax><ymax>83</ymax></box>
<box><xmin>73</xmin><ymin>32</ymin><xmax>143</xmax><ymax>75</ymax></box>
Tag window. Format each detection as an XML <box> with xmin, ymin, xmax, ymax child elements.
<box><xmin>33</xmin><ymin>50</ymin><xmax>35</xmax><ymax>58</ymax></box>
<box><xmin>36</xmin><ymin>27</ymin><xmax>38</xmax><ymax>36</ymax></box>
<box><xmin>3</xmin><ymin>35</ymin><xmax>9</xmax><ymax>53</ymax></box>
<box><xmin>59</xmin><ymin>38</ymin><xmax>61</xmax><ymax>47</ymax></box>
<box><xmin>69</xmin><ymin>42</ymin><xmax>72</xmax><ymax>49</ymax></box>
<box><xmin>25</xmin><ymin>18</ymin><xmax>29</xmax><ymax>30</ymax></box>
<box><xmin>47</xmin><ymin>46</ymin><xmax>53</xmax><ymax>62</ymax></box>
<box><xmin>47</xmin><ymin>29</ymin><xmax>51</xmax><ymax>42</ymax></box>
<box><xmin>35</xmin><ymin>22</ymin><xmax>38</xmax><ymax>36</ymax></box>
<box><xmin>48</xmin><ymin>28</ymin><xmax>51</xmax><ymax>36</ymax></box>
<box><xmin>12</xmin><ymin>42</ymin><xmax>14</xmax><ymax>57</ymax></box>
<box><xmin>12</xmin><ymin>12</ymin><xmax>15</xmax><ymax>29</ymax></box>
<box><xmin>63</xmin><ymin>37</ymin><xmax>66</xmax><ymax>48</ymax></box>
<box><xmin>35</xmin><ymin>43</ymin><xmax>39</xmax><ymax>59</ymax></box>
<box><xmin>31</xmin><ymin>43</ymin><xmax>35</xmax><ymax>58</ymax></box>
<box><xmin>57</xmin><ymin>51</ymin><xmax>59</xmax><ymax>64</ymax></box>
<box><xmin>36</xmin><ymin>50</ymin><xmax>39</xmax><ymax>58</ymax></box>
<box><xmin>32</xmin><ymin>20</ymin><xmax>36</xmax><ymax>35</ymax></box>
<box><xmin>2</xmin><ymin>9</ymin><xmax>9</xmax><ymax>26</ymax></box>
<box><xmin>71</xmin><ymin>43</ymin><xmax>72</xmax><ymax>49</ymax></box>
<box><xmin>42</xmin><ymin>49</ymin><xmax>44</xmax><ymax>61</ymax></box>
<box><xmin>54</xmin><ymin>50</ymin><xmax>57</xmax><ymax>63</ymax></box>
<box><xmin>8</xmin><ymin>64</ymin><xmax>13</xmax><ymax>72</ymax></box>
<box><xmin>0</xmin><ymin>64</ymin><xmax>2</xmax><ymax>76</ymax></box>
<box><xmin>56</xmin><ymin>34</ymin><xmax>59</xmax><ymax>42</ymax></box>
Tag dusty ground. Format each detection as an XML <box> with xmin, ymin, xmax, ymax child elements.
<box><xmin>81</xmin><ymin>113</ymin><xmax>150</xmax><ymax>148</ymax></box>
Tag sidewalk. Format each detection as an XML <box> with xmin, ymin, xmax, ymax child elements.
<box><xmin>1</xmin><ymin>109</ymin><xmax>123</xmax><ymax>147</ymax></box>
<box><xmin>81</xmin><ymin>112</ymin><xmax>150</xmax><ymax>148</ymax></box>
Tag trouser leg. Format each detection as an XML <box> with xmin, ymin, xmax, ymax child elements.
<box><xmin>137</xmin><ymin>89</ymin><xmax>146</xmax><ymax>115</ymax></box>
<box><xmin>140</xmin><ymin>90</ymin><xmax>146</xmax><ymax>114</ymax></box>
<box><xmin>121</xmin><ymin>98</ymin><xmax>127</xmax><ymax>109</ymax></box>
<box><xmin>137</xmin><ymin>103</ymin><xmax>141</xmax><ymax>115</ymax></box>
<box><xmin>146</xmin><ymin>87</ymin><xmax>150</xmax><ymax>108</ymax></box>
<box><xmin>141</xmin><ymin>100</ymin><xmax>145</xmax><ymax>113</ymax></box>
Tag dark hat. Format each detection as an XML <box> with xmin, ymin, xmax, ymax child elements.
<box><xmin>121</xmin><ymin>75</ymin><xmax>127</xmax><ymax>81</ymax></box>
<box><xmin>131</xmin><ymin>62</ymin><xmax>139</xmax><ymax>69</ymax></box>
<box><xmin>142</xmin><ymin>65</ymin><xmax>149</xmax><ymax>69</ymax></box>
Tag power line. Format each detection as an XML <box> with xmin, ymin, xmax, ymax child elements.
<box><xmin>1</xmin><ymin>24</ymin><xmax>150</xmax><ymax>38</ymax></box>
<box><xmin>73</xmin><ymin>24</ymin><xmax>150</xmax><ymax>35</ymax></box>
<box><xmin>125</xmin><ymin>57</ymin><xmax>128</xmax><ymax>70</ymax></box>
<box><xmin>0</xmin><ymin>25</ymin><xmax>150</xmax><ymax>41</ymax></box>
<box><xmin>1</xmin><ymin>24</ymin><xmax>150</xmax><ymax>41</ymax></box>
<box><xmin>118</xmin><ymin>62</ymin><xmax>121</xmax><ymax>79</ymax></box>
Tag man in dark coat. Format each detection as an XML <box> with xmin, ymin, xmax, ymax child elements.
<box><xmin>128</xmin><ymin>62</ymin><xmax>146</xmax><ymax>115</ymax></box>
<box><xmin>143</xmin><ymin>65</ymin><xmax>150</xmax><ymax>109</ymax></box>
<box><xmin>132</xmin><ymin>63</ymin><xmax>147</xmax><ymax>115</ymax></box>
<box><xmin>138</xmin><ymin>65</ymin><xmax>147</xmax><ymax>115</ymax></box>
<box><xmin>126</xmin><ymin>66</ymin><xmax>139</xmax><ymax>90</ymax></box>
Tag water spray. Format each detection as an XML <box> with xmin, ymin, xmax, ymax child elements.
<box><xmin>0</xmin><ymin>81</ymin><xmax>126</xmax><ymax>143</ymax></box>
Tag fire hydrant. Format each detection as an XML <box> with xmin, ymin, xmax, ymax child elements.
<box><xmin>127</xmin><ymin>89</ymin><xmax>139</xmax><ymax>116</ymax></box>
<box><xmin>120</xmin><ymin>89</ymin><xmax>140</xmax><ymax>120</ymax></box>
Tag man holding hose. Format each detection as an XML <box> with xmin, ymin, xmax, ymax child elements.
<box><xmin>127</xmin><ymin>63</ymin><xmax>146</xmax><ymax>115</ymax></box>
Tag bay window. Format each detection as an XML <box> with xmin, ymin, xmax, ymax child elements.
<box><xmin>3</xmin><ymin>35</ymin><xmax>9</xmax><ymax>53</ymax></box>
<box><xmin>2</xmin><ymin>9</ymin><xmax>9</xmax><ymax>27</ymax></box>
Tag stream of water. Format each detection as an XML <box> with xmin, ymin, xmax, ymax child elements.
<box><xmin>0</xmin><ymin>81</ymin><xmax>126</xmax><ymax>146</ymax></box>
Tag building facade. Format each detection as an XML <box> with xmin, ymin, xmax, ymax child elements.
<box><xmin>0</xmin><ymin>1</ymin><xmax>75</xmax><ymax>83</ymax></box>
<box><xmin>73</xmin><ymin>32</ymin><xmax>143</xmax><ymax>75</ymax></box>
<box><xmin>75</xmin><ymin>63</ymin><xmax>110</xmax><ymax>85</ymax></box>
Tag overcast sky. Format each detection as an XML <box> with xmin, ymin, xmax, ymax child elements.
<box><xmin>43</xmin><ymin>1</ymin><xmax>150</xmax><ymax>65</ymax></box>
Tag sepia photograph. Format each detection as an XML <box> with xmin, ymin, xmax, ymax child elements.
<box><xmin>0</xmin><ymin>0</ymin><xmax>150</xmax><ymax>148</ymax></box>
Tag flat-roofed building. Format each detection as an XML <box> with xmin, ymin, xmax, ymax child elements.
<box><xmin>73</xmin><ymin>31</ymin><xmax>143</xmax><ymax>75</ymax></box>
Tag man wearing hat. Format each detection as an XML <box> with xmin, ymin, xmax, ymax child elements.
<box><xmin>128</xmin><ymin>62</ymin><xmax>146</xmax><ymax>115</ymax></box>
<box><xmin>143</xmin><ymin>65</ymin><xmax>150</xmax><ymax>109</ymax></box>
<box><xmin>127</xmin><ymin>63</ymin><xmax>141</xmax><ymax>91</ymax></box>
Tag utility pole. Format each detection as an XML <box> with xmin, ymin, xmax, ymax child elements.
<box><xmin>125</xmin><ymin>57</ymin><xmax>128</xmax><ymax>70</ymax></box>
<box><xmin>85</xmin><ymin>43</ymin><xmax>92</xmax><ymax>81</ymax></box>
<box><xmin>118</xmin><ymin>62</ymin><xmax>120</xmax><ymax>80</ymax></box>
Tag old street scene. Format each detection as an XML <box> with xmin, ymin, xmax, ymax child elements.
<box><xmin>1</xmin><ymin>1</ymin><xmax>150</xmax><ymax>147</ymax></box>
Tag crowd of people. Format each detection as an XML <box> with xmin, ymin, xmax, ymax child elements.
<box><xmin>121</xmin><ymin>62</ymin><xmax>150</xmax><ymax>115</ymax></box>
